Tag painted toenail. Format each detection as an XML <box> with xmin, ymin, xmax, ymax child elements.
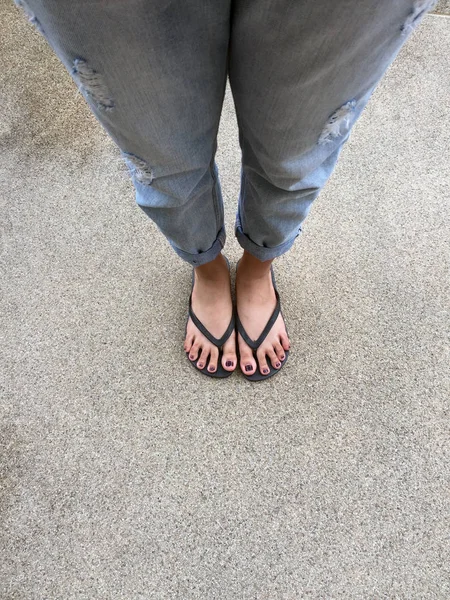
<box><xmin>209</xmin><ymin>366</ymin><xmax>215</xmax><ymax>372</ymax></box>
<box><xmin>281</xmin><ymin>355</ymin><xmax>285</xmax><ymax>360</ymax></box>
<box><xmin>276</xmin><ymin>362</ymin><xmax>281</xmax><ymax>368</ymax></box>
<box><xmin>226</xmin><ymin>361</ymin><xmax>233</xmax><ymax>367</ymax></box>
<box><xmin>263</xmin><ymin>368</ymin><xmax>269</xmax><ymax>374</ymax></box>
<box><xmin>245</xmin><ymin>365</ymin><xmax>253</xmax><ymax>372</ymax></box>
<box><xmin>189</xmin><ymin>355</ymin><xmax>194</xmax><ymax>360</ymax></box>
<box><xmin>198</xmin><ymin>363</ymin><xmax>203</xmax><ymax>368</ymax></box>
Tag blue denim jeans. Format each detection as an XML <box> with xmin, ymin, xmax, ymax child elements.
<box><xmin>14</xmin><ymin>0</ymin><xmax>435</xmax><ymax>265</ymax></box>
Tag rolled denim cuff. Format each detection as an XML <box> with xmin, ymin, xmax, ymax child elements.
<box><xmin>235</xmin><ymin>219</ymin><xmax>301</xmax><ymax>261</ymax></box>
<box><xmin>170</xmin><ymin>226</ymin><xmax>226</xmax><ymax>266</ymax></box>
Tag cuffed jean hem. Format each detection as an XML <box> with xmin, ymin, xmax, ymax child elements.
<box><xmin>235</xmin><ymin>221</ymin><xmax>302</xmax><ymax>262</ymax></box>
<box><xmin>169</xmin><ymin>226</ymin><xmax>226</xmax><ymax>266</ymax></box>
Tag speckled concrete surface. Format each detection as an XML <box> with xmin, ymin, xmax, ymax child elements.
<box><xmin>434</xmin><ymin>1</ymin><xmax>450</xmax><ymax>15</ymax></box>
<box><xmin>1</xmin><ymin>4</ymin><xmax>449</xmax><ymax>599</ymax></box>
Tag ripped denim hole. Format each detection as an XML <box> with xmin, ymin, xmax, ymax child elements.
<box><xmin>318</xmin><ymin>99</ymin><xmax>357</xmax><ymax>145</ymax></box>
<box><xmin>122</xmin><ymin>152</ymin><xmax>154</xmax><ymax>185</ymax></box>
<box><xmin>71</xmin><ymin>58</ymin><xmax>115</xmax><ymax>111</ymax></box>
<box><xmin>401</xmin><ymin>0</ymin><xmax>437</xmax><ymax>36</ymax></box>
<box><xmin>14</xmin><ymin>0</ymin><xmax>46</xmax><ymax>35</ymax></box>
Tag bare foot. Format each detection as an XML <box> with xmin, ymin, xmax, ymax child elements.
<box><xmin>184</xmin><ymin>253</ymin><xmax>237</xmax><ymax>374</ymax></box>
<box><xmin>235</xmin><ymin>251</ymin><xmax>290</xmax><ymax>376</ymax></box>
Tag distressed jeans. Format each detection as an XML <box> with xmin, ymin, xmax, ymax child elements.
<box><xmin>14</xmin><ymin>0</ymin><xmax>435</xmax><ymax>266</ymax></box>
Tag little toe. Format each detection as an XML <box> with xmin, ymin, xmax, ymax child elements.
<box><xmin>184</xmin><ymin>333</ymin><xmax>195</xmax><ymax>353</ymax></box>
<box><xmin>280</xmin><ymin>332</ymin><xmax>291</xmax><ymax>352</ymax></box>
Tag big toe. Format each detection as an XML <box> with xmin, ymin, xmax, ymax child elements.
<box><xmin>222</xmin><ymin>334</ymin><xmax>237</xmax><ymax>372</ymax></box>
<box><xmin>238</xmin><ymin>335</ymin><xmax>257</xmax><ymax>376</ymax></box>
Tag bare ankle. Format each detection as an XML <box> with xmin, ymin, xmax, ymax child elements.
<box><xmin>238</xmin><ymin>252</ymin><xmax>273</xmax><ymax>281</ymax></box>
<box><xmin>194</xmin><ymin>253</ymin><xmax>228</xmax><ymax>282</ymax></box>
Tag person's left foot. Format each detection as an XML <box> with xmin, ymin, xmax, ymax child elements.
<box><xmin>235</xmin><ymin>254</ymin><xmax>290</xmax><ymax>377</ymax></box>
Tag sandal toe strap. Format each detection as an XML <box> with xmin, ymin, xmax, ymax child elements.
<box><xmin>236</xmin><ymin>289</ymin><xmax>281</xmax><ymax>351</ymax></box>
<box><xmin>189</xmin><ymin>296</ymin><xmax>235</xmax><ymax>348</ymax></box>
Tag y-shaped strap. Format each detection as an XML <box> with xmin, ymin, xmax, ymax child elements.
<box><xmin>236</xmin><ymin>288</ymin><xmax>280</xmax><ymax>350</ymax></box>
<box><xmin>188</xmin><ymin>259</ymin><xmax>234</xmax><ymax>349</ymax></box>
<box><xmin>235</xmin><ymin>264</ymin><xmax>282</xmax><ymax>350</ymax></box>
<box><xmin>188</xmin><ymin>295</ymin><xmax>235</xmax><ymax>348</ymax></box>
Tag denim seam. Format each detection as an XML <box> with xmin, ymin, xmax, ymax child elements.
<box><xmin>239</xmin><ymin>166</ymin><xmax>247</xmax><ymax>233</ymax></box>
<box><xmin>235</xmin><ymin>224</ymin><xmax>301</xmax><ymax>261</ymax></box>
<box><xmin>170</xmin><ymin>226</ymin><xmax>225</xmax><ymax>266</ymax></box>
<box><xmin>209</xmin><ymin>156</ymin><xmax>221</xmax><ymax>235</ymax></box>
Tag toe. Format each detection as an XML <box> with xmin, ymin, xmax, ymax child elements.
<box><xmin>280</xmin><ymin>332</ymin><xmax>291</xmax><ymax>352</ymax></box>
<box><xmin>207</xmin><ymin>346</ymin><xmax>219</xmax><ymax>374</ymax></box>
<box><xmin>238</xmin><ymin>335</ymin><xmax>257</xmax><ymax>376</ymax></box>
<box><xmin>256</xmin><ymin>347</ymin><xmax>272</xmax><ymax>376</ymax></box>
<box><xmin>222</xmin><ymin>332</ymin><xmax>237</xmax><ymax>371</ymax></box>
<box><xmin>273</xmin><ymin>341</ymin><xmax>285</xmax><ymax>362</ymax></box>
<box><xmin>197</xmin><ymin>346</ymin><xmax>210</xmax><ymax>370</ymax></box>
<box><xmin>222</xmin><ymin>353</ymin><xmax>237</xmax><ymax>372</ymax></box>
<box><xmin>264</xmin><ymin>346</ymin><xmax>280</xmax><ymax>370</ymax></box>
<box><xmin>189</xmin><ymin>341</ymin><xmax>201</xmax><ymax>361</ymax></box>
<box><xmin>184</xmin><ymin>333</ymin><xmax>195</xmax><ymax>353</ymax></box>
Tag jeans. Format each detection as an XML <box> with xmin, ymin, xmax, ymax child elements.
<box><xmin>14</xmin><ymin>0</ymin><xmax>435</xmax><ymax>266</ymax></box>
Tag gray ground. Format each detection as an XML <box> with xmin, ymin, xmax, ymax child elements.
<box><xmin>435</xmin><ymin>1</ymin><xmax>450</xmax><ymax>15</ymax></box>
<box><xmin>1</xmin><ymin>3</ymin><xmax>449</xmax><ymax>599</ymax></box>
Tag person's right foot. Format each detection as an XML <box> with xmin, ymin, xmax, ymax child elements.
<box><xmin>184</xmin><ymin>253</ymin><xmax>237</xmax><ymax>374</ymax></box>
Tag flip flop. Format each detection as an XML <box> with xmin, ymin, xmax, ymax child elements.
<box><xmin>236</xmin><ymin>261</ymin><xmax>289</xmax><ymax>381</ymax></box>
<box><xmin>185</xmin><ymin>256</ymin><xmax>235</xmax><ymax>378</ymax></box>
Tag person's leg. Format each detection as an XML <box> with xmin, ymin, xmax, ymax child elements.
<box><xmin>229</xmin><ymin>0</ymin><xmax>435</xmax><ymax>376</ymax></box>
<box><xmin>14</xmin><ymin>0</ymin><xmax>237</xmax><ymax>372</ymax></box>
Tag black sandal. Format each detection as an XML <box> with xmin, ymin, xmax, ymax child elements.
<box><xmin>185</xmin><ymin>256</ymin><xmax>235</xmax><ymax>378</ymax></box>
<box><xmin>236</xmin><ymin>262</ymin><xmax>289</xmax><ymax>381</ymax></box>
